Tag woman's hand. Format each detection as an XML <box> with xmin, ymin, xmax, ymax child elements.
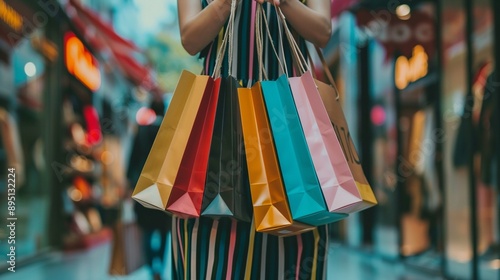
<box><xmin>278</xmin><ymin>0</ymin><xmax>332</xmax><ymax>47</ymax></box>
<box><xmin>177</xmin><ymin>0</ymin><xmax>234</xmax><ymax>55</ymax></box>
<box><xmin>253</xmin><ymin>0</ymin><xmax>331</xmax><ymax>47</ymax></box>
<box><xmin>177</xmin><ymin>0</ymin><xmax>331</xmax><ymax>55</ymax></box>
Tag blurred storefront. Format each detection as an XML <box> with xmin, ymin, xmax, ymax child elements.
<box><xmin>325</xmin><ymin>0</ymin><xmax>500</xmax><ymax>279</ymax></box>
<box><xmin>0</xmin><ymin>0</ymin><xmax>59</xmax><ymax>263</ymax></box>
<box><xmin>0</xmin><ymin>0</ymin><xmax>159</xmax><ymax>266</ymax></box>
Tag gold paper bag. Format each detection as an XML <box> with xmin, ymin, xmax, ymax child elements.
<box><xmin>238</xmin><ymin>82</ymin><xmax>313</xmax><ymax>236</ymax></box>
<box><xmin>132</xmin><ymin>71</ymin><xmax>213</xmax><ymax>211</ymax></box>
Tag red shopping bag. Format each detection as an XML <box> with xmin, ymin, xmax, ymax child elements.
<box><xmin>132</xmin><ymin>71</ymin><xmax>214</xmax><ymax>211</ymax></box>
<box><xmin>165</xmin><ymin>77</ymin><xmax>221</xmax><ymax>218</ymax></box>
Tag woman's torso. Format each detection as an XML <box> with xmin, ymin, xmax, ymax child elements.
<box><xmin>200</xmin><ymin>0</ymin><xmax>307</xmax><ymax>86</ymax></box>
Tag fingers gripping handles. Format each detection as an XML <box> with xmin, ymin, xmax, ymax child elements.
<box><xmin>212</xmin><ymin>0</ymin><xmax>238</xmax><ymax>78</ymax></box>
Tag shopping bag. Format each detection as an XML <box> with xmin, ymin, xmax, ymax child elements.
<box><xmin>315</xmin><ymin>62</ymin><xmax>377</xmax><ymax>213</ymax></box>
<box><xmin>238</xmin><ymin>82</ymin><xmax>314</xmax><ymax>236</ymax></box>
<box><xmin>108</xmin><ymin>200</ymin><xmax>142</xmax><ymax>276</ymax></box>
<box><xmin>108</xmin><ymin>221</ymin><xmax>144</xmax><ymax>275</ymax></box>
<box><xmin>132</xmin><ymin>71</ymin><xmax>214</xmax><ymax>211</ymax></box>
<box><xmin>276</xmin><ymin>3</ymin><xmax>376</xmax><ymax>214</ymax></box>
<box><xmin>261</xmin><ymin>75</ymin><xmax>347</xmax><ymax>225</ymax></box>
<box><xmin>289</xmin><ymin>70</ymin><xmax>374</xmax><ymax>213</ymax></box>
<box><xmin>201</xmin><ymin>76</ymin><xmax>252</xmax><ymax>222</ymax></box>
<box><xmin>164</xmin><ymin>77</ymin><xmax>221</xmax><ymax>218</ymax></box>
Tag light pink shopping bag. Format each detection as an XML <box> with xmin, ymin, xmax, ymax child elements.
<box><xmin>289</xmin><ymin>71</ymin><xmax>377</xmax><ymax>213</ymax></box>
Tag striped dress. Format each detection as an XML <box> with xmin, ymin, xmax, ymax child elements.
<box><xmin>172</xmin><ymin>1</ymin><xmax>329</xmax><ymax>279</ymax></box>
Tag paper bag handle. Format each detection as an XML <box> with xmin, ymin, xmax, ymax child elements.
<box><xmin>275</xmin><ymin>6</ymin><xmax>340</xmax><ymax>100</ymax></box>
<box><xmin>212</xmin><ymin>0</ymin><xmax>238</xmax><ymax>78</ymax></box>
<box><xmin>314</xmin><ymin>46</ymin><xmax>340</xmax><ymax>100</ymax></box>
<box><xmin>256</xmin><ymin>4</ymin><xmax>286</xmax><ymax>80</ymax></box>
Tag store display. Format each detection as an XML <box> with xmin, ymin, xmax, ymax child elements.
<box><xmin>0</xmin><ymin>107</ymin><xmax>25</xmax><ymax>186</ymax></box>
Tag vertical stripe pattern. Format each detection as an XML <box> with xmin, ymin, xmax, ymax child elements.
<box><xmin>172</xmin><ymin>0</ymin><xmax>328</xmax><ymax>279</ymax></box>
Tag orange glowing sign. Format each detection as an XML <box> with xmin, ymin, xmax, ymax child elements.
<box><xmin>64</xmin><ymin>32</ymin><xmax>101</xmax><ymax>91</ymax></box>
<box><xmin>395</xmin><ymin>45</ymin><xmax>428</xmax><ymax>90</ymax></box>
<box><xmin>0</xmin><ymin>0</ymin><xmax>23</xmax><ymax>32</ymax></box>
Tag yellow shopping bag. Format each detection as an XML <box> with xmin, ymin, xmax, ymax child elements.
<box><xmin>238</xmin><ymin>82</ymin><xmax>314</xmax><ymax>237</ymax></box>
<box><xmin>132</xmin><ymin>71</ymin><xmax>214</xmax><ymax>211</ymax></box>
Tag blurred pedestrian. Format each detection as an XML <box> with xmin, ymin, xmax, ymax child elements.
<box><xmin>175</xmin><ymin>0</ymin><xmax>332</xmax><ymax>279</ymax></box>
<box><xmin>127</xmin><ymin>98</ymin><xmax>171</xmax><ymax>280</ymax></box>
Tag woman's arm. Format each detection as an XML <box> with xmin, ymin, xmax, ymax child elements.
<box><xmin>178</xmin><ymin>0</ymin><xmax>331</xmax><ymax>55</ymax></box>
<box><xmin>177</xmin><ymin>0</ymin><xmax>235</xmax><ymax>55</ymax></box>
<box><xmin>279</xmin><ymin>0</ymin><xmax>332</xmax><ymax>48</ymax></box>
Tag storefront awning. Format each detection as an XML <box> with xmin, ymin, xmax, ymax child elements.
<box><xmin>65</xmin><ymin>0</ymin><xmax>159</xmax><ymax>93</ymax></box>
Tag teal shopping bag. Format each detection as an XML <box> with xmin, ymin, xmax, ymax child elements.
<box><xmin>260</xmin><ymin>75</ymin><xmax>347</xmax><ymax>226</ymax></box>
